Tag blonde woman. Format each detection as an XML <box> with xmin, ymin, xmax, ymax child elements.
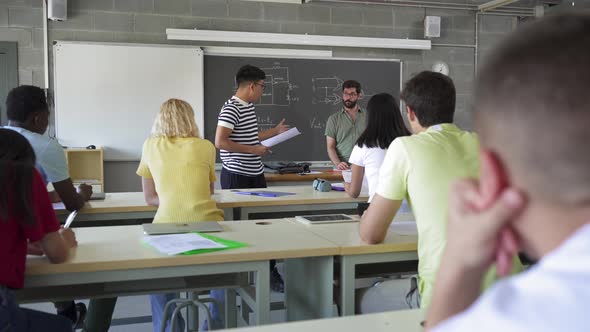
<box><xmin>137</xmin><ymin>99</ymin><xmax>224</xmax><ymax>332</ymax></box>
<box><xmin>138</xmin><ymin>98</ymin><xmax>224</xmax><ymax>224</ymax></box>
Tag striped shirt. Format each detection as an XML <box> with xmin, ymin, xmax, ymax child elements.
<box><xmin>217</xmin><ymin>96</ymin><xmax>263</xmax><ymax>176</ymax></box>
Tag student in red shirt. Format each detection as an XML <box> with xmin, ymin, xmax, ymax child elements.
<box><xmin>0</xmin><ymin>128</ymin><xmax>77</xmax><ymax>331</ymax></box>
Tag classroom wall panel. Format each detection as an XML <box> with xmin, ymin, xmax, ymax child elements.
<box><xmin>0</xmin><ymin>0</ymin><xmax>518</xmax><ymax>191</ymax></box>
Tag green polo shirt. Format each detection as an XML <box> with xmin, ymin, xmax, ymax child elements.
<box><xmin>325</xmin><ymin>108</ymin><xmax>367</xmax><ymax>162</ymax></box>
<box><xmin>376</xmin><ymin>123</ymin><xmax>522</xmax><ymax>307</ymax></box>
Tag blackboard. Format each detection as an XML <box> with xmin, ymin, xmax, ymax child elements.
<box><xmin>204</xmin><ymin>55</ymin><xmax>401</xmax><ymax>162</ymax></box>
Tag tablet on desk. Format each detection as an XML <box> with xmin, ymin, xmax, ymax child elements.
<box><xmin>295</xmin><ymin>214</ymin><xmax>359</xmax><ymax>225</ymax></box>
<box><xmin>143</xmin><ymin>221</ymin><xmax>223</xmax><ymax>235</ymax></box>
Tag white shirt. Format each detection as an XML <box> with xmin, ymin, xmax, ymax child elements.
<box><xmin>433</xmin><ymin>223</ymin><xmax>590</xmax><ymax>332</ymax></box>
<box><xmin>348</xmin><ymin>144</ymin><xmax>386</xmax><ymax>202</ymax></box>
<box><xmin>5</xmin><ymin>126</ymin><xmax>69</xmax><ymax>183</ymax></box>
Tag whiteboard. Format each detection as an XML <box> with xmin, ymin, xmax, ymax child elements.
<box><xmin>54</xmin><ymin>41</ymin><xmax>204</xmax><ymax>161</ymax></box>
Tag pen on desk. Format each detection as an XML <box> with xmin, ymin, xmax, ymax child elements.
<box><xmin>256</xmin><ymin>193</ymin><xmax>277</xmax><ymax>197</ymax></box>
<box><xmin>63</xmin><ymin>210</ymin><xmax>78</xmax><ymax>229</ymax></box>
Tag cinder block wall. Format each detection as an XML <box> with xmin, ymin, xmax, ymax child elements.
<box><xmin>0</xmin><ymin>0</ymin><xmax>517</xmax><ymax>192</ymax></box>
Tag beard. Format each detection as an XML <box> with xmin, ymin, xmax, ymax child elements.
<box><xmin>343</xmin><ymin>100</ymin><xmax>357</xmax><ymax>108</ymax></box>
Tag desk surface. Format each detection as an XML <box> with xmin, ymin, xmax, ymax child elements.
<box><xmin>288</xmin><ymin>214</ymin><xmax>418</xmax><ymax>255</ymax></box>
<box><xmin>25</xmin><ymin>220</ymin><xmax>339</xmax><ymax>276</ymax></box>
<box><xmin>221</xmin><ymin>309</ymin><xmax>424</xmax><ymax>332</ymax></box>
<box><xmin>264</xmin><ymin>171</ymin><xmax>343</xmax><ymax>182</ymax></box>
<box><xmin>53</xmin><ymin>185</ymin><xmax>368</xmax><ymax>216</ymax></box>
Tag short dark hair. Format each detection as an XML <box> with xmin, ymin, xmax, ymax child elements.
<box><xmin>0</xmin><ymin>128</ymin><xmax>36</xmax><ymax>225</ymax></box>
<box><xmin>475</xmin><ymin>13</ymin><xmax>590</xmax><ymax>205</ymax></box>
<box><xmin>342</xmin><ymin>80</ymin><xmax>361</xmax><ymax>94</ymax></box>
<box><xmin>6</xmin><ymin>85</ymin><xmax>48</xmax><ymax>122</ymax></box>
<box><xmin>236</xmin><ymin>65</ymin><xmax>266</xmax><ymax>86</ymax></box>
<box><xmin>356</xmin><ymin>93</ymin><xmax>411</xmax><ymax>149</ymax></box>
<box><xmin>400</xmin><ymin>71</ymin><xmax>455</xmax><ymax>127</ymax></box>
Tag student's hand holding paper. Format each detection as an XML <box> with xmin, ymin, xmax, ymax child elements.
<box><xmin>250</xmin><ymin>145</ymin><xmax>271</xmax><ymax>156</ymax></box>
<box><xmin>274</xmin><ymin>118</ymin><xmax>290</xmax><ymax>135</ymax></box>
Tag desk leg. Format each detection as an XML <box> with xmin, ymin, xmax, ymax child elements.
<box><xmin>223</xmin><ymin>208</ymin><xmax>234</xmax><ymax>221</ymax></box>
<box><xmin>340</xmin><ymin>255</ymin><xmax>356</xmax><ymax>316</ymax></box>
<box><xmin>239</xmin><ymin>207</ymin><xmax>248</xmax><ymax>221</ymax></box>
<box><xmin>254</xmin><ymin>261</ymin><xmax>270</xmax><ymax>325</ymax></box>
<box><xmin>284</xmin><ymin>256</ymin><xmax>334</xmax><ymax>321</ymax></box>
<box><xmin>225</xmin><ymin>288</ymin><xmax>237</xmax><ymax>328</ymax></box>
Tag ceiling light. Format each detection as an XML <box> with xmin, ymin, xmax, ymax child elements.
<box><xmin>166</xmin><ymin>29</ymin><xmax>431</xmax><ymax>51</ymax></box>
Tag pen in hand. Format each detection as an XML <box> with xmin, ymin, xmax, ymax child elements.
<box><xmin>63</xmin><ymin>210</ymin><xmax>78</xmax><ymax>229</ymax></box>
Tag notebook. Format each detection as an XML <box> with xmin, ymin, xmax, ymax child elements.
<box><xmin>295</xmin><ymin>214</ymin><xmax>359</xmax><ymax>225</ymax></box>
<box><xmin>143</xmin><ymin>221</ymin><xmax>223</xmax><ymax>235</ymax></box>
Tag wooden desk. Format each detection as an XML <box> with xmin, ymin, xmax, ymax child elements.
<box><xmin>288</xmin><ymin>214</ymin><xmax>418</xmax><ymax>317</ymax></box>
<box><xmin>264</xmin><ymin>171</ymin><xmax>343</xmax><ymax>183</ymax></box>
<box><xmin>220</xmin><ymin>309</ymin><xmax>425</xmax><ymax>332</ymax></box>
<box><xmin>20</xmin><ymin>220</ymin><xmax>339</xmax><ymax>326</ymax></box>
<box><xmin>53</xmin><ymin>185</ymin><xmax>369</xmax><ymax>223</ymax></box>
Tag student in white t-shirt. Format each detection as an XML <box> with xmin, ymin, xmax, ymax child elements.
<box><xmin>426</xmin><ymin>14</ymin><xmax>590</xmax><ymax>332</ymax></box>
<box><xmin>345</xmin><ymin>93</ymin><xmax>410</xmax><ymax>203</ymax></box>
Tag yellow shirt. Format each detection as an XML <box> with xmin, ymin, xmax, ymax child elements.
<box><xmin>376</xmin><ymin>124</ymin><xmax>521</xmax><ymax>307</ymax></box>
<box><xmin>137</xmin><ymin>137</ymin><xmax>224</xmax><ymax>223</ymax></box>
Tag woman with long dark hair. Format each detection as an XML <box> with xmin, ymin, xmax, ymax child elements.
<box><xmin>0</xmin><ymin>128</ymin><xmax>77</xmax><ymax>331</ymax></box>
<box><xmin>346</xmin><ymin>93</ymin><xmax>411</xmax><ymax>203</ymax></box>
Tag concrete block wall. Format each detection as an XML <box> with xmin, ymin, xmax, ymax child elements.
<box><xmin>0</xmin><ymin>0</ymin><xmax>518</xmax><ymax>192</ymax></box>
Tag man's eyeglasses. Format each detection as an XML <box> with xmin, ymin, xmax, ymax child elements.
<box><xmin>254</xmin><ymin>83</ymin><xmax>266</xmax><ymax>91</ymax></box>
<box><xmin>343</xmin><ymin>92</ymin><xmax>358</xmax><ymax>98</ymax></box>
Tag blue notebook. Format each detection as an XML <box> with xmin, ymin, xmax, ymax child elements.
<box><xmin>232</xmin><ymin>190</ymin><xmax>296</xmax><ymax>197</ymax></box>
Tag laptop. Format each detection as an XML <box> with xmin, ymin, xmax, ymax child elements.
<box><xmin>295</xmin><ymin>214</ymin><xmax>359</xmax><ymax>225</ymax></box>
<box><xmin>89</xmin><ymin>192</ymin><xmax>106</xmax><ymax>200</ymax></box>
<box><xmin>143</xmin><ymin>221</ymin><xmax>224</xmax><ymax>235</ymax></box>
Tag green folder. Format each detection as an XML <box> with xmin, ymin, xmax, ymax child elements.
<box><xmin>180</xmin><ymin>232</ymin><xmax>248</xmax><ymax>255</ymax></box>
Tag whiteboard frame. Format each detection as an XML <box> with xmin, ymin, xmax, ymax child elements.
<box><xmin>53</xmin><ymin>41</ymin><xmax>204</xmax><ymax>161</ymax></box>
<box><xmin>201</xmin><ymin>48</ymin><xmax>403</xmax><ymax>167</ymax></box>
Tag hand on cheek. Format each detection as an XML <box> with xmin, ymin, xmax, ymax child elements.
<box><xmin>446</xmin><ymin>180</ymin><xmax>525</xmax><ymax>274</ymax></box>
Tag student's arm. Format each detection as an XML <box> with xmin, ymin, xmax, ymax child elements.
<box><xmin>258</xmin><ymin>118</ymin><xmax>290</xmax><ymax>141</ymax></box>
<box><xmin>215</xmin><ymin>126</ymin><xmax>270</xmax><ymax>156</ymax></box>
<box><xmin>27</xmin><ymin>170</ymin><xmax>76</xmax><ymax>264</ymax></box>
<box><xmin>141</xmin><ymin>177</ymin><xmax>159</xmax><ymax>206</ymax></box>
<box><xmin>425</xmin><ymin>181</ymin><xmax>524</xmax><ymax>330</ymax></box>
<box><xmin>326</xmin><ymin>137</ymin><xmax>348</xmax><ymax>170</ymax></box>
<box><xmin>40</xmin><ymin>229</ymin><xmax>76</xmax><ymax>264</ymax></box>
<box><xmin>359</xmin><ymin>194</ymin><xmax>402</xmax><ymax>243</ymax></box>
<box><xmin>210</xmin><ymin>182</ymin><xmax>215</xmax><ymax>195</ymax></box>
<box><xmin>52</xmin><ymin>178</ymin><xmax>91</xmax><ymax>211</ymax></box>
<box><xmin>48</xmin><ymin>190</ymin><xmax>61</xmax><ymax>203</ymax></box>
<box><xmin>345</xmin><ymin>164</ymin><xmax>365</xmax><ymax>198</ymax></box>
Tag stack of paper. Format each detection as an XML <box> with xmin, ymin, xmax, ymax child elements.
<box><xmin>144</xmin><ymin>233</ymin><xmax>226</xmax><ymax>255</ymax></box>
<box><xmin>261</xmin><ymin>127</ymin><xmax>301</xmax><ymax>147</ymax></box>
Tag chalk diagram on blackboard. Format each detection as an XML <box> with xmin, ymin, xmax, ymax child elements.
<box><xmin>257</xmin><ymin>115</ymin><xmax>276</xmax><ymax>131</ymax></box>
<box><xmin>312</xmin><ymin>77</ymin><xmax>343</xmax><ymax>105</ymax></box>
<box><xmin>257</xmin><ymin>64</ymin><xmax>299</xmax><ymax>107</ymax></box>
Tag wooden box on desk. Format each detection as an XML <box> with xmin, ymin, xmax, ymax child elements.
<box><xmin>64</xmin><ymin>147</ymin><xmax>104</xmax><ymax>192</ymax></box>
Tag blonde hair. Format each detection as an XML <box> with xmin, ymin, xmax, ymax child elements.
<box><xmin>151</xmin><ymin>98</ymin><xmax>200</xmax><ymax>138</ymax></box>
